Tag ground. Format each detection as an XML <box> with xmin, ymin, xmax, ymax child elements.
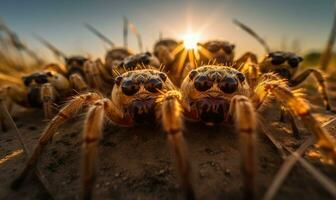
<box><xmin>0</xmin><ymin>77</ymin><xmax>336</xmax><ymax>200</ymax></box>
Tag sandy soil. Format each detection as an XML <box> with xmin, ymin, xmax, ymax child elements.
<box><xmin>1</xmin><ymin>79</ymin><xmax>336</xmax><ymax>200</ymax></box>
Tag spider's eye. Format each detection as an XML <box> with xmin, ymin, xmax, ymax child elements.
<box><xmin>219</xmin><ymin>76</ymin><xmax>238</xmax><ymax>94</ymax></box>
<box><xmin>288</xmin><ymin>57</ymin><xmax>301</xmax><ymax>68</ymax></box>
<box><xmin>189</xmin><ymin>70</ymin><xmax>198</xmax><ymax>80</ymax></box>
<box><xmin>115</xmin><ymin>76</ymin><xmax>123</xmax><ymax>86</ymax></box>
<box><xmin>158</xmin><ymin>72</ymin><xmax>167</xmax><ymax>82</ymax></box>
<box><xmin>223</xmin><ymin>45</ymin><xmax>233</xmax><ymax>54</ymax></box>
<box><xmin>194</xmin><ymin>75</ymin><xmax>212</xmax><ymax>92</ymax></box>
<box><xmin>145</xmin><ymin>78</ymin><xmax>162</xmax><ymax>93</ymax></box>
<box><xmin>121</xmin><ymin>80</ymin><xmax>139</xmax><ymax>96</ymax></box>
<box><xmin>236</xmin><ymin>72</ymin><xmax>245</xmax><ymax>82</ymax></box>
<box><xmin>35</xmin><ymin>75</ymin><xmax>48</xmax><ymax>84</ymax></box>
<box><xmin>207</xmin><ymin>44</ymin><xmax>220</xmax><ymax>52</ymax></box>
<box><xmin>271</xmin><ymin>55</ymin><xmax>285</xmax><ymax>65</ymax></box>
<box><xmin>23</xmin><ymin>77</ymin><xmax>33</xmax><ymax>86</ymax></box>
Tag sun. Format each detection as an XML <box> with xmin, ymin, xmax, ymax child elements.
<box><xmin>183</xmin><ymin>33</ymin><xmax>200</xmax><ymax>50</ymax></box>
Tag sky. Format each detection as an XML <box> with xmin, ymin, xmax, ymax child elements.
<box><xmin>0</xmin><ymin>0</ymin><xmax>334</xmax><ymax>61</ymax></box>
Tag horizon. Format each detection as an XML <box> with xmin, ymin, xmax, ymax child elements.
<box><xmin>0</xmin><ymin>0</ymin><xmax>335</xmax><ymax>62</ymax></box>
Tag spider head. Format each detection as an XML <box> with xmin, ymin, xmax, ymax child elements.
<box><xmin>105</xmin><ymin>48</ymin><xmax>133</xmax><ymax>67</ymax></box>
<box><xmin>202</xmin><ymin>40</ymin><xmax>235</xmax><ymax>64</ymax></box>
<box><xmin>22</xmin><ymin>71</ymin><xmax>54</xmax><ymax>87</ymax></box>
<box><xmin>181</xmin><ymin>65</ymin><xmax>249</xmax><ymax>124</ymax></box>
<box><xmin>112</xmin><ymin>68</ymin><xmax>174</xmax><ymax>123</ymax></box>
<box><xmin>260</xmin><ymin>51</ymin><xmax>303</xmax><ymax>80</ymax></box>
<box><xmin>118</xmin><ymin>52</ymin><xmax>160</xmax><ymax>70</ymax></box>
<box><xmin>65</xmin><ymin>56</ymin><xmax>88</xmax><ymax>77</ymax></box>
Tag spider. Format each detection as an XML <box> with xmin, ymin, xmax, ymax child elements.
<box><xmin>104</xmin><ymin>48</ymin><xmax>133</xmax><ymax>70</ymax></box>
<box><xmin>0</xmin><ymin>64</ymin><xmax>71</xmax><ymax>130</ymax></box>
<box><xmin>179</xmin><ymin>65</ymin><xmax>336</xmax><ymax>199</ymax></box>
<box><xmin>117</xmin><ymin>52</ymin><xmax>161</xmax><ymax>70</ymax></box>
<box><xmin>198</xmin><ymin>40</ymin><xmax>257</xmax><ymax>67</ymax></box>
<box><xmin>36</xmin><ymin>36</ymin><xmax>100</xmax><ymax>92</ymax></box>
<box><xmin>234</xmin><ymin>20</ymin><xmax>335</xmax><ymax>138</ymax></box>
<box><xmin>12</xmin><ymin>67</ymin><xmax>195</xmax><ymax>200</ymax></box>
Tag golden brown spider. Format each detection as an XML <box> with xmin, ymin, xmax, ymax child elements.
<box><xmin>104</xmin><ymin>48</ymin><xmax>133</xmax><ymax>70</ymax></box>
<box><xmin>36</xmin><ymin>36</ymin><xmax>100</xmax><ymax>92</ymax></box>
<box><xmin>0</xmin><ymin>65</ymin><xmax>71</xmax><ymax>129</ymax></box>
<box><xmin>233</xmin><ymin>19</ymin><xmax>335</xmax><ymax>138</ymax></box>
<box><xmin>198</xmin><ymin>40</ymin><xmax>257</xmax><ymax>67</ymax></box>
<box><xmin>12</xmin><ymin>67</ymin><xmax>195</xmax><ymax>200</ymax></box>
<box><xmin>118</xmin><ymin>52</ymin><xmax>160</xmax><ymax>70</ymax></box>
<box><xmin>180</xmin><ymin>65</ymin><xmax>336</xmax><ymax>199</ymax></box>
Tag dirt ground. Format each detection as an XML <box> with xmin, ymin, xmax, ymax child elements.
<box><xmin>1</xmin><ymin>78</ymin><xmax>336</xmax><ymax>200</ymax></box>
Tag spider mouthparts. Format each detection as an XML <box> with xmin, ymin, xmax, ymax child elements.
<box><xmin>196</xmin><ymin>99</ymin><xmax>229</xmax><ymax>123</ymax></box>
<box><xmin>128</xmin><ymin>99</ymin><xmax>156</xmax><ymax>123</ymax></box>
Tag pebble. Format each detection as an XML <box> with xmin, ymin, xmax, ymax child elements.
<box><xmin>199</xmin><ymin>169</ymin><xmax>207</xmax><ymax>177</ymax></box>
<box><xmin>224</xmin><ymin>169</ymin><xmax>231</xmax><ymax>176</ymax></box>
<box><xmin>158</xmin><ymin>169</ymin><xmax>165</xmax><ymax>175</ymax></box>
<box><xmin>115</xmin><ymin>173</ymin><xmax>120</xmax><ymax>177</ymax></box>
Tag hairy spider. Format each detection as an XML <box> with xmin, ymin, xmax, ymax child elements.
<box><xmin>198</xmin><ymin>40</ymin><xmax>258</xmax><ymax>67</ymax></box>
<box><xmin>36</xmin><ymin>36</ymin><xmax>101</xmax><ymax>92</ymax></box>
<box><xmin>12</xmin><ymin>67</ymin><xmax>195</xmax><ymax>200</ymax></box>
<box><xmin>118</xmin><ymin>52</ymin><xmax>160</xmax><ymax>70</ymax></box>
<box><xmin>0</xmin><ymin>65</ymin><xmax>71</xmax><ymax>130</ymax></box>
<box><xmin>233</xmin><ymin>20</ymin><xmax>335</xmax><ymax>138</ymax></box>
<box><xmin>180</xmin><ymin>65</ymin><xmax>336</xmax><ymax>199</ymax></box>
<box><xmin>105</xmin><ymin>48</ymin><xmax>133</xmax><ymax>69</ymax></box>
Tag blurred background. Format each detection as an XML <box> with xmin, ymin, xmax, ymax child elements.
<box><xmin>0</xmin><ymin>0</ymin><xmax>335</xmax><ymax>72</ymax></box>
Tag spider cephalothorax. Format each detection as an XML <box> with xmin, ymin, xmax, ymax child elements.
<box><xmin>181</xmin><ymin>65</ymin><xmax>248</xmax><ymax>123</ymax></box>
<box><xmin>259</xmin><ymin>51</ymin><xmax>303</xmax><ymax>80</ymax></box>
<box><xmin>0</xmin><ymin>68</ymin><xmax>71</xmax><ymax>125</ymax></box>
<box><xmin>112</xmin><ymin>68</ymin><xmax>173</xmax><ymax>123</ymax></box>
<box><xmin>201</xmin><ymin>40</ymin><xmax>235</xmax><ymax>64</ymax></box>
<box><xmin>117</xmin><ymin>52</ymin><xmax>160</xmax><ymax>70</ymax></box>
<box><xmin>65</xmin><ymin>56</ymin><xmax>89</xmax><ymax>78</ymax></box>
<box><xmin>22</xmin><ymin>71</ymin><xmax>70</xmax><ymax>107</ymax></box>
<box><xmin>14</xmin><ymin>67</ymin><xmax>195</xmax><ymax>200</ymax></box>
<box><xmin>105</xmin><ymin>48</ymin><xmax>133</xmax><ymax>68</ymax></box>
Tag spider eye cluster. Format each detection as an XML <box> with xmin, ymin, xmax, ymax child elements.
<box><xmin>189</xmin><ymin>70</ymin><xmax>244</xmax><ymax>94</ymax></box>
<box><xmin>269</xmin><ymin>52</ymin><xmax>302</xmax><ymax>68</ymax></box>
<box><xmin>121</xmin><ymin>80</ymin><xmax>140</xmax><ymax>96</ymax></box>
<box><xmin>206</xmin><ymin>42</ymin><xmax>235</xmax><ymax>54</ymax></box>
<box><xmin>115</xmin><ymin>72</ymin><xmax>167</xmax><ymax>96</ymax></box>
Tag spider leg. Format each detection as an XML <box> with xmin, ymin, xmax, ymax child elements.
<box><xmin>239</xmin><ymin>62</ymin><xmax>260</xmax><ymax>89</ymax></box>
<box><xmin>82</xmin><ymin>98</ymin><xmax>131</xmax><ymax>200</ymax></box>
<box><xmin>84</xmin><ymin>60</ymin><xmax>104</xmax><ymax>91</ymax></box>
<box><xmin>95</xmin><ymin>59</ymin><xmax>115</xmax><ymax>83</ymax></box>
<box><xmin>0</xmin><ymin>85</ymin><xmax>28</xmax><ymax>131</ymax></box>
<box><xmin>40</xmin><ymin>83</ymin><xmax>56</xmax><ymax>119</ymax></box>
<box><xmin>289</xmin><ymin>68</ymin><xmax>332</xmax><ymax>111</ymax></box>
<box><xmin>287</xmin><ymin>111</ymin><xmax>300</xmax><ymax>139</ymax></box>
<box><xmin>253</xmin><ymin>75</ymin><xmax>336</xmax><ymax>160</ymax></box>
<box><xmin>159</xmin><ymin>90</ymin><xmax>195</xmax><ymax>200</ymax></box>
<box><xmin>235</xmin><ymin>52</ymin><xmax>258</xmax><ymax>68</ymax></box>
<box><xmin>229</xmin><ymin>95</ymin><xmax>257</xmax><ymax>199</ymax></box>
<box><xmin>69</xmin><ymin>73</ymin><xmax>89</xmax><ymax>92</ymax></box>
<box><xmin>11</xmin><ymin>93</ymin><xmax>102</xmax><ymax>189</ymax></box>
<box><xmin>81</xmin><ymin>101</ymin><xmax>105</xmax><ymax>200</ymax></box>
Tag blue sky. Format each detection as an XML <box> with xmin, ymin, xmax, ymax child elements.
<box><xmin>0</xmin><ymin>0</ymin><xmax>334</xmax><ymax>60</ymax></box>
